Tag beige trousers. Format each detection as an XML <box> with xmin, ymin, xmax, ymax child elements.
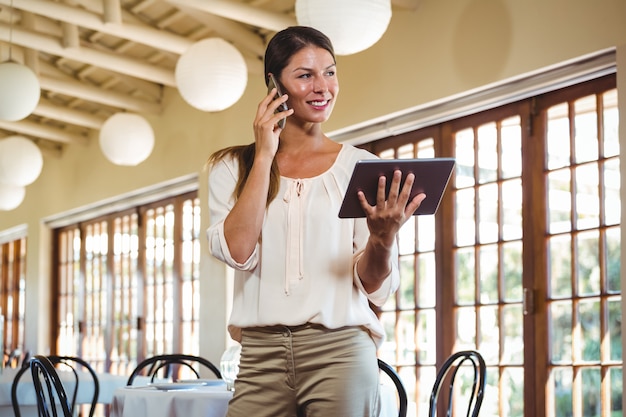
<box><xmin>226</xmin><ymin>324</ymin><xmax>382</xmax><ymax>417</ymax></box>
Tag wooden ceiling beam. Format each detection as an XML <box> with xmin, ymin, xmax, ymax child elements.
<box><xmin>0</xmin><ymin>119</ymin><xmax>88</xmax><ymax>145</ymax></box>
<box><xmin>0</xmin><ymin>0</ymin><xmax>191</xmax><ymax>53</ymax></box>
<box><xmin>38</xmin><ymin>74</ymin><xmax>163</xmax><ymax>114</ymax></box>
<box><xmin>164</xmin><ymin>0</ymin><xmax>296</xmax><ymax>32</ymax></box>
<box><xmin>0</xmin><ymin>22</ymin><xmax>176</xmax><ymax>86</ymax></box>
<box><xmin>35</xmin><ymin>99</ymin><xmax>106</xmax><ymax>130</ymax></box>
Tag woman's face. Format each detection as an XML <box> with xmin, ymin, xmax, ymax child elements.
<box><xmin>278</xmin><ymin>46</ymin><xmax>338</xmax><ymax>125</ymax></box>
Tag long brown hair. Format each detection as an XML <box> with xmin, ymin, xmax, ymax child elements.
<box><xmin>208</xmin><ymin>26</ymin><xmax>336</xmax><ymax>206</ymax></box>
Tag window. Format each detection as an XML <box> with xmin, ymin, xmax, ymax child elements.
<box><xmin>0</xmin><ymin>235</ymin><xmax>27</xmax><ymax>359</ymax></box>
<box><xmin>369</xmin><ymin>74</ymin><xmax>620</xmax><ymax>417</ymax></box>
<box><xmin>52</xmin><ymin>191</ymin><xmax>202</xmax><ymax>375</ymax></box>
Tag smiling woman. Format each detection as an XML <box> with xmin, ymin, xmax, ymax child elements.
<box><xmin>205</xmin><ymin>25</ymin><xmax>425</xmax><ymax>417</ymax></box>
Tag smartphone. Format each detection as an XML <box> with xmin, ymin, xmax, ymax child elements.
<box><xmin>267</xmin><ymin>73</ymin><xmax>288</xmax><ymax>129</ymax></box>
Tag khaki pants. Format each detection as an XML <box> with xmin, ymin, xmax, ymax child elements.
<box><xmin>226</xmin><ymin>324</ymin><xmax>382</xmax><ymax>417</ymax></box>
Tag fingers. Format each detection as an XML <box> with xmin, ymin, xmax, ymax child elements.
<box><xmin>362</xmin><ymin>170</ymin><xmax>426</xmax><ymax>217</ymax></box>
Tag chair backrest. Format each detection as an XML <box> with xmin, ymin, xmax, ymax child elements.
<box><xmin>378</xmin><ymin>359</ymin><xmax>408</xmax><ymax>417</ymax></box>
<box><xmin>428</xmin><ymin>350</ymin><xmax>486</xmax><ymax>417</ymax></box>
<box><xmin>48</xmin><ymin>355</ymin><xmax>100</xmax><ymax>417</ymax></box>
<box><xmin>126</xmin><ymin>353</ymin><xmax>221</xmax><ymax>385</ymax></box>
<box><xmin>11</xmin><ymin>361</ymin><xmax>32</xmax><ymax>417</ymax></box>
<box><xmin>29</xmin><ymin>355</ymin><xmax>73</xmax><ymax>417</ymax></box>
<box><xmin>11</xmin><ymin>355</ymin><xmax>100</xmax><ymax>417</ymax></box>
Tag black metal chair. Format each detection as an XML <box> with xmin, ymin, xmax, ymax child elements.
<box><xmin>378</xmin><ymin>359</ymin><xmax>408</xmax><ymax>417</ymax></box>
<box><xmin>48</xmin><ymin>355</ymin><xmax>100</xmax><ymax>417</ymax></box>
<box><xmin>11</xmin><ymin>355</ymin><xmax>100</xmax><ymax>417</ymax></box>
<box><xmin>29</xmin><ymin>355</ymin><xmax>73</xmax><ymax>417</ymax></box>
<box><xmin>126</xmin><ymin>353</ymin><xmax>221</xmax><ymax>385</ymax></box>
<box><xmin>428</xmin><ymin>350</ymin><xmax>486</xmax><ymax>417</ymax></box>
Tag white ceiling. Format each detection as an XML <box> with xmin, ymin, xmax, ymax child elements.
<box><xmin>0</xmin><ymin>0</ymin><xmax>417</xmax><ymax>158</ymax></box>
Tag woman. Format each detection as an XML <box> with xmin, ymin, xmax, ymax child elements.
<box><xmin>207</xmin><ymin>26</ymin><xmax>424</xmax><ymax>417</ymax></box>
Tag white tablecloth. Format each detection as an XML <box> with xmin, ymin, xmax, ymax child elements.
<box><xmin>110</xmin><ymin>383</ymin><xmax>233</xmax><ymax>417</ymax></box>
<box><xmin>110</xmin><ymin>382</ymin><xmax>398</xmax><ymax>417</ymax></box>
<box><xmin>0</xmin><ymin>366</ymin><xmax>136</xmax><ymax>417</ymax></box>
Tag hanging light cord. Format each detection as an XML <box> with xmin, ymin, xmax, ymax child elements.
<box><xmin>7</xmin><ymin>0</ymin><xmax>14</xmax><ymax>61</ymax></box>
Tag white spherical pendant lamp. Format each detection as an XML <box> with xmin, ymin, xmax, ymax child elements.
<box><xmin>175</xmin><ymin>38</ymin><xmax>248</xmax><ymax>112</ymax></box>
<box><xmin>99</xmin><ymin>113</ymin><xmax>155</xmax><ymax>166</ymax></box>
<box><xmin>0</xmin><ymin>135</ymin><xmax>43</xmax><ymax>186</ymax></box>
<box><xmin>295</xmin><ymin>0</ymin><xmax>392</xmax><ymax>55</ymax></box>
<box><xmin>0</xmin><ymin>62</ymin><xmax>41</xmax><ymax>121</ymax></box>
<box><xmin>0</xmin><ymin>183</ymin><xmax>26</xmax><ymax>211</ymax></box>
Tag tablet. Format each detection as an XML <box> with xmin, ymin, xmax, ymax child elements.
<box><xmin>338</xmin><ymin>158</ymin><xmax>456</xmax><ymax>218</ymax></box>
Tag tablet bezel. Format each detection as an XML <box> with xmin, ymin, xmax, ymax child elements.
<box><xmin>338</xmin><ymin>158</ymin><xmax>456</xmax><ymax>218</ymax></box>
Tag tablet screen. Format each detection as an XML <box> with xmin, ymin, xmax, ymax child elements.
<box><xmin>338</xmin><ymin>158</ymin><xmax>456</xmax><ymax>218</ymax></box>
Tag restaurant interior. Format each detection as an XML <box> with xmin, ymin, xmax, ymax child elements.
<box><xmin>0</xmin><ymin>0</ymin><xmax>625</xmax><ymax>416</ymax></box>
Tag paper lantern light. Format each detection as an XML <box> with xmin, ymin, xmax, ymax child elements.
<box><xmin>175</xmin><ymin>38</ymin><xmax>248</xmax><ymax>112</ymax></box>
<box><xmin>0</xmin><ymin>135</ymin><xmax>43</xmax><ymax>186</ymax></box>
<box><xmin>295</xmin><ymin>0</ymin><xmax>392</xmax><ymax>55</ymax></box>
<box><xmin>99</xmin><ymin>113</ymin><xmax>155</xmax><ymax>166</ymax></box>
<box><xmin>0</xmin><ymin>62</ymin><xmax>41</xmax><ymax>121</ymax></box>
<box><xmin>0</xmin><ymin>183</ymin><xmax>26</xmax><ymax>211</ymax></box>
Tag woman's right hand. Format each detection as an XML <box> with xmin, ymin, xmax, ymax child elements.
<box><xmin>253</xmin><ymin>88</ymin><xmax>293</xmax><ymax>159</ymax></box>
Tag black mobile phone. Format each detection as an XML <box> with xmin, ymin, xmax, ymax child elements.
<box><xmin>267</xmin><ymin>73</ymin><xmax>288</xmax><ymax>129</ymax></box>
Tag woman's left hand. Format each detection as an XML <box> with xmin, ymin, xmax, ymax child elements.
<box><xmin>358</xmin><ymin>170</ymin><xmax>426</xmax><ymax>248</ymax></box>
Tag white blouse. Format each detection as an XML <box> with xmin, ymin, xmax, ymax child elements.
<box><xmin>206</xmin><ymin>144</ymin><xmax>400</xmax><ymax>347</ymax></box>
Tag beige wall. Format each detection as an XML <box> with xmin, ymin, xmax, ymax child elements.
<box><xmin>1</xmin><ymin>0</ymin><xmax>625</xmax><ymax>365</ymax></box>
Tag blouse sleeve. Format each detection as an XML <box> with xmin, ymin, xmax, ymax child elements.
<box><xmin>206</xmin><ymin>158</ymin><xmax>259</xmax><ymax>271</ymax></box>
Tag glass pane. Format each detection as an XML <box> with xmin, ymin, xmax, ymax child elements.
<box><xmin>578</xmin><ymin>299</ymin><xmax>600</xmax><ymax>361</ymax></box>
<box><xmin>456</xmin><ymin>247</ymin><xmax>476</xmax><ymax>304</ymax></box>
<box><xmin>398</xmin><ymin>311</ymin><xmax>416</xmax><ymax>365</ymax></box>
<box><xmin>502</xmin><ymin>241</ymin><xmax>523</xmax><ymax>302</ymax></box>
<box><xmin>581</xmin><ymin>367</ymin><xmax>601</xmax><ymax>416</ymax></box>
<box><xmin>502</xmin><ymin>178</ymin><xmax>522</xmax><ymax>241</ymax></box>
<box><xmin>502</xmin><ymin>304</ymin><xmax>524</xmax><ymax>364</ymax></box>
<box><xmin>398</xmin><ymin>143</ymin><xmax>415</xmax><ymax>159</ymax></box>
<box><xmin>500</xmin><ymin>116</ymin><xmax>522</xmax><ymax>179</ymax></box>
<box><xmin>549</xmin><ymin>235</ymin><xmax>572</xmax><ymax>298</ymax></box>
<box><xmin>398</xmin><ymin>216</ymin><xmax>416</xmax><ymax>255</ymax></box>
<box><xmin>479</xmin><ymin>244</ymin><xmax>498</xmax><ymax>304</ymax></box>
<box><xmin>547</xmin><ymin>103</ymin><xmax>571</xmax><ymax>170</ymax></box>
<box><xmin>502</xmin><ymin>367</ymin><xmax>524</xmax><ymax>417</ymax></box>
<box><xmin>610</xmin><ymin>366</ymin><xmax>623</xmax><ymax>415</ymax></box>
<box><xmin>398</xmin><ymin>255</ymin><xmax>415</xmax><ymax>309</ymax></box>
<box><xmin>576</xmin><ymin>230</ymin><xmax>600</xmax><ymax>296</ymax></box>
<box><xmin>606</xmin><ymin>227</ymin><xmax>621</xmax><ymax>293</ymax></box>
<box><xmin>477</xmin><ymin>122</ymin><xmax>498</xmax><ymax>183</ymax></box>
<box><xmin>552</xmin><ymin>367</ymin><xmax>573</xmax><ymax>417</ymax></box>
<box><xmin>608</xmin><ymin>298</ymin><xmax>622</xmax><ymax>361</ymax></box>
<box><xmin>479</xmin><ymin>305</ymin><xmax>499</xmax><ymax>362</ymax></box>
<box><xmin>575</xmin><ymin>163</ymin><xmax>600</xmax><ymax>229</ymax></box>
<box><xmin>416</xmin><ymin>309</ymin><xmax>436</xmax><ymax>364</ymax></box>
<box><xmin>550</xmin><ymin>301</ymin><xmax>572</xmax><ymax>363</ymax></box>
<box><xmin>548</xmin><ymin>168</ymin><xmax>571</xmax><ymax>234</ymax></box>
<box><xmin>573</xmin><ymin>95</ymin><xmax>599</xmax><ymax>163</ymax></box>
<box><xmin>417</xmin><ymin>138</ymin><xmax>435</xmax><ymax>158</ymax></box>
<box><xmin>603</xmin><ymin>90</ymin><xmax>619</xmax><ymax>157</ymax></box>
<box><xmin>456</xmin><ymin>188</ymin><xmax>476</xmax><ymax>246</ymax></box>
<box><xmin>415</xmin><ymin>366</ymin><xmax>436</xmax><ymax>416</ymax></box>
<box><xmin>478</xmin><ymin>183</ymin><xmax>498</xmax><ymax>243</ymax></box>
<box><xmin>417</xmin><ymin>253</ymin><xmax>436</xmax><ymax>308</ymax></box>
<box><xmin>417</xmin><ymin>215</ymin><xmax>435</xmax><ymax>252</ymax></box>
<box><xmin>455</xmin><ymin>128</ymin><xmax>475</xmax><ymax>188</ymax></box>
<box><xmin>604</xmin><ymin>158</ymin><xmax>621</xmax><ymax>225</ymax></box>
<box><xmin>380</xmin><ymin>311</ymin><xmax>398</xmax><ymax>356</ymax></box>
<box><xmin>456</xmin><ymin>306</ymin><xmax>476</xmax><ymax>347</ymax></box>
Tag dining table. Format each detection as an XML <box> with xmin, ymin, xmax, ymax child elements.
<box><xmin>110</xmin><ymin>380</ymin><xmax>399</xmax><ymax>417</ymax></box>
<box><xmin>0</xmin><ymin>366</ymin><xmax>145</xmax><ymax>417</ymax></box>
